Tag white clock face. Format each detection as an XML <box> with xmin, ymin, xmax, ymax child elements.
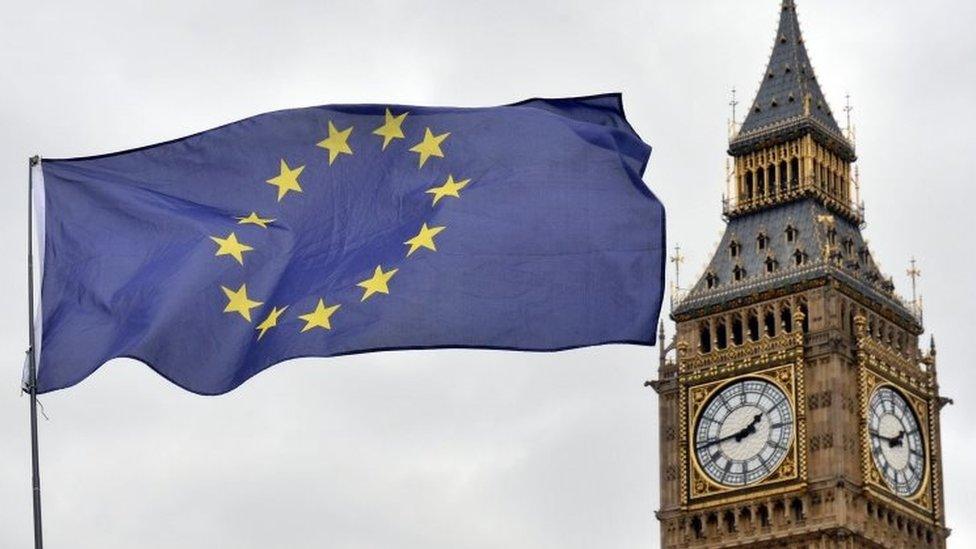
<box><xmin>694</xmin><ymin>378</ymin><xmax>794</xmax><ymax>487</ymax></box>
<box><xmin>868</xmin><ymin>386</ymin><xmax>925</xmax><ymax>497</ymax></box>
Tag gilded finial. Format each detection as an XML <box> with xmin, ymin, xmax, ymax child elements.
<box><xmin>843</xmin><ymin>93</ymin><xmax>856</xmax><ymax>145</ymax></box>
<box><xmin>670</xmin><ymin>245</ymin><xmax>684</xmax><ymax>289</ymax></box>
<box><xmin>669</xmin><ymin>245</ymin><xmax>685</xmax><ymax>310</ymax></box>
<box><xmin>729</xmin><ymin>87</ymin><xmax>739</xmax><ymax>136</ymax></box>
<box><xmin>907</xmin><ymin>257</ymin><xmax>922</xmax><ymax>319</ymax></box>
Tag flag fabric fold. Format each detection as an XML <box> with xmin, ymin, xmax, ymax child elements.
<box><xmin>33</xmin><ymin>93</ymin><xmax>665</xmax><ymax>395</ymax></box>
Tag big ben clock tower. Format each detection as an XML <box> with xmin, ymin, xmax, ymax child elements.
<box><xmin>650</xmin><ymin>1</ymin><xmax>950</xmax><ymax>546</ymax></box>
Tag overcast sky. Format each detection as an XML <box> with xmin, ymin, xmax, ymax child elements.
<box><xmin>1</xmin><ymin>0</ymin><xmax>974</xmax><ymax>547</ymax></box>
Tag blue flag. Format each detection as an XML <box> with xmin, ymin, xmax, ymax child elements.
<box><xmin>32</xmin><ymin>94</ymin><xmax>665</xmax><ymax>395</ymax></box>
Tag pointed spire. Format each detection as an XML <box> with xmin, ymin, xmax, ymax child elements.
<box><xmin>737</xmin><ymin>1</ymin><xmax>843</xmax><ymax>139</ymax></box>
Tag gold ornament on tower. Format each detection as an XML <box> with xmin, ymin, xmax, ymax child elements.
<box><xmin>649</xmin><ymin>1</ymin><xmax>948</xmax><ymax>546</ymax></box>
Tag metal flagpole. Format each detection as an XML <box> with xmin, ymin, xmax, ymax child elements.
<box><xmin>27</xmin><ymin>155</ymin><xmax>44</xmax><ymax>549</ymax></box>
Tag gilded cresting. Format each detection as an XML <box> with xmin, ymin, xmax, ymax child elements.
<box><xmin>650</xmin><ymin>1</ymin><xmax>949</xmax><ymax>546</ymax></box>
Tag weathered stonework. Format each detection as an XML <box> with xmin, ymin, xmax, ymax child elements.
<box><xmin>650</xmin><ymin>1</ymin><xmax>949</xmax><ymax>547</ymax></box>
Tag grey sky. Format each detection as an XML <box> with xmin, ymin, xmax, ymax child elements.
<box><xmin>1</xmin><ymin>0</ymin><xmax>974</xmax><ymax>547</ymax></box>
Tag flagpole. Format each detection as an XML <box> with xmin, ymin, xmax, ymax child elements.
<box><xmin>27</xmin><ymin>155</ymin><xmax>44</xmax><ymax>549</ymax></box>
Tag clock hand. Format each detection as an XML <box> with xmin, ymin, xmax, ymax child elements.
<box><xmin>888</xmin><ymin>430</ymin><xmax>905</xmax><ymax>448</ymax></box>
<box><xmin>696</xmin><ymin>413</ymin><xmax>763</xmax><ymax>450</ymax></box>
<box><xmin>868</xmin><ymin>429</ymin><xmax>890</xmax><ymax>441</ymax></box>
<box><xmin>869</xmin><ymin>429</ymin><xmax>906</xmax><ymax>448</ymax></box>
<box><xmin>696</xmin><ymin>431</ymin><xmax>739</xmax><ymax>450</ymax></box>
<box><xmin>733</xmin><ymin>413</ymin><xmax>764</xmax><ymax>442</ymax></box>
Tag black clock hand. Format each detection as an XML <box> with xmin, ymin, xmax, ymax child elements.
<box><xmin>869</xmin><ymin>429</ymin><xmax>906</xmax><ymax>448</ymax></box>
<box><xmin>734</xmin><ymin>413</ymin><xmax>763</xmax><ymax>442</ymax></box>
<box><xmin>888</xmin><ymin>430</ymin><xmax>905</xmax><ymax>448</ymax></box>
<box><xmin>697</xmin><ymin>413</ymin><xmax>763</xmax><ymax>450</ymax></box>
<box><xmin>696</xmin><ymin>432</ymin><xmax>738</xmax><ymax>450</ymax></box>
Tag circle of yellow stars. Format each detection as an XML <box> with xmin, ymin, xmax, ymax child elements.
<box><xmin>209</xmin><ymin>108</ymin><xmax>470</xmax><ymax>340</ymax></box>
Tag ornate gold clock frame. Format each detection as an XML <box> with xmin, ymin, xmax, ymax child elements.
<box><xmin>678</xmin><ymin>321</ymin><xmax>808</xmax><ymax>509</ymax></box>
<box><xmin>856</xmin><ymin>316</ymin><xmax>940</xmax><ymax>522</ymax></box>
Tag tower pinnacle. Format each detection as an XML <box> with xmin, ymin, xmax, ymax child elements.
<box><xmin>732</xmin><ymin>0</ymin><xmax>853</xmax><ymax>161</ymax></box>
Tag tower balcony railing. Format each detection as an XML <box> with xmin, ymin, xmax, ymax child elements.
<box><xmin>728</xmin><ymin>114</ymin><xmax>857</xmax><ymax>161</ymax></box>
<box><xmin>723</xmin><ymin>180</ymin><xmax>864</xmax><ymax>227</ymax></box>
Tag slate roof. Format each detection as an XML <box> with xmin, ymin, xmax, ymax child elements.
<box><xmin>673</xmin><ymin>198</ymin><xmax>919</xmax><ymax>330</ymax></box>
<box><xmin>674</xmin><ymin>2</ymin><xmax>914</xmax><ymax>327</ymax></box>
<box><xmin>735</xmin><ymin>1</ymin><xmax>844</xmax><ymax>141</ymax></box>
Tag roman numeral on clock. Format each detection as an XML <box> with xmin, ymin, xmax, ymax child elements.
<box><xmin>766</xmin><ymin>440</ymin><xmax>786</xmax><ymax>450</ymax></box>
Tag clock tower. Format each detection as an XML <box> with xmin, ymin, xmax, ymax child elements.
<box><xmin>650</xmin><ymin>1</ymin><xmax>950</xmax><ymax>546</ymax></box>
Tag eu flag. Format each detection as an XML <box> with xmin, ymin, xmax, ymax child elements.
<box><xmin>32</xmin><ymin>94</ymin><xmax>665</xmax><ymax>395</ymax></box>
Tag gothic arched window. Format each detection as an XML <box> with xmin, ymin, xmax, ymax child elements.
<box><xmin>729</xmin><ymin>240</ymin><xmax>741</xmax><ymax>258</ymax></box>
<box><xmin>699</xmin><ymin>323</ymin><xmax>712</xmax><ymax>353</ymax></box>
<box><xmin>763</xmin><ymin>309</ymin><xmax>777</xmax><ymax>337</ymax></box>
<box><xmin>723</xmin><ymin>510</ymin><xmax>736</xmax><ymax>533</ymax></box>
<box><xmin>780</xmin><ymin>304</ymin><xmax>793</xmax><ymax>333</ymax></box>
<box><xmin>733</xmin><ymin>265</ymin><xmax>746</xmax><ymax>281</ymax></box>
<box><xmin>785</xmin><ymin>225</ymin><xmax>798</xmax><ymax>243</ymax></box>
<box><xmin>716</xmin><ymin>319</ymin><xmax>728</xmax><ymax>350</ymax></box>
<box><xmin>757</xmin><ymin>232</ymin><xmax>769</xmax><ymax>251</ymax></box>
<box><xmin>731</xmin><ymin>315</ymin><xmax>744</xmax><ymax>345</ymax></box>
<box><xmin>790</xmin><ymin>498</ymin><xmax>805</xmax><ymax>522</ymax></box>
<box><xmin>793</xmin><ymin>249</ymin><xmax>807</xmax><ymax>266</ymax></box>
<box><xmin>747</xmin><ymin>310</ymin><xmax>760</xmax><ymax>341</ymax></box>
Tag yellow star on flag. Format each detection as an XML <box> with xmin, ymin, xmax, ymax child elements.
<box><xmin>236</xmin><ymin>212</ymin><xmax>275</xmax><ymax>228</ymax></box>
<box><xmin>317</xmin><ymin>121</ymin><xmax>354</xmax><ymax>165</ymax></box>
<box><xmin>266</xmin><ymin>159</ymin><xmax>304</xmax><ymax>202</ymax></box>
<box><xmin>298</xmin><ymin>299</ymin><xmax>342</xmax><ymax>332</ymax></box>
<box><xmin>404</xmin><ymin>223</ymin><xmax>446</xmax><ymax>256</ymax></box>
<box><xmin>426</xmin><ymin>175</ymin><xmax>470</xmax><ymax>205</ymax></box>
<box><xmin>409</xmin><ymin>127</ymin><xmax>450</xmax><ymax>168</ymax></box>
<box><xmin>372</xmin><ymin>108</ymin><xmax>408</xmax><ymax>150</ymax></box>
<box><xmin>221</xmin><ymin>284</ymin><xmax>263</xmax><ymax>322</ymax></box>
<box><xmin>256</xmin><ymin>305</ymin><xmax>288</xmax><ymax>340</ymax></box>
<box><xmin>210</xmin><ymin>232</ymin><xmax>254</xmax><ymax>265</ymax></box>
<box><xmin>357</xmin><ymin>265</ymin><xmax>399</xmax><ymax>301</ymax></box>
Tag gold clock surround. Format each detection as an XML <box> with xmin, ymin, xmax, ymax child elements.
<box><xmin>678</xmin><ymin>329</ymin><xmax>808</xmax><ymax>509</ymax></box>
<box><xmin>858</xmin><ymin>340</ymin><xmax>935</xmax><ymax>520</ymax></box>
